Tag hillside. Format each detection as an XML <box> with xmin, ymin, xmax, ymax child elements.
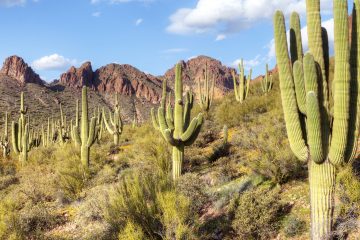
<box><xmin>0</xmin><ymin>68</ymin><xmax>358</xmax><ymax>239</ymax></box>
<box><xmin>0</xmin><ymin>55</ymin><xmax>239</xmax><ymax>124</ymax></box>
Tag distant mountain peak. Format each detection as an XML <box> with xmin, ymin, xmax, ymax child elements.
<box><xmin>0</xmin><ymin>55</ymin><xmax>43</xmax><ymax>85</ymax></box>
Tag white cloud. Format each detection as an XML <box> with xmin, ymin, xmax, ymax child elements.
<box><xmin>267</xmin><ymin>17</ymin><xmax>334</xmax><ymax>60</ymax></box>
<box><xmin>162</xmin><ymin>48</ymin><xmax>189</xmax><ymax>54</ymax></box>
<box><xmin>0</xmin><ymin>0</ymin><xmax>26</xmax><ymax>7</ymax></box>
<box><xmin>215</xmin><ymin>34</ymin><xmax>226</xmax><ymax>41</ymax></box>
<box><xmin>167</xmin><ymin>0</ymin><xmax>332</xmax><ymax>35</ymax></box>
<box><xmin>233</xmin><ymin>55</ymin><xmax>261</xmax><ymax>70</ymax></box>
<box><xmin>135</xmin><ymin>18</ymin><xmax>143</xmax><ymax>26</ymax></box>
<box><xmin>92</xmin><ymin>11</ymin><xmax>101</xmax><ymax>17</ymax></box>
<box><xmin>32</xmin><ymin>54</ymin><xmax>78</xmax><ymax>71</ymax></box>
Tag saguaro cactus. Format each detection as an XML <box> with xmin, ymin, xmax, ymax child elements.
<box><xmin>273</xmin><ymin>1</ymin><xmax>360</xmax><ymax>239</ymax></box>
<box><xmin>152</xmin><ymin>63</ymin><xmax>204</xmax><ymax>179</ymax></box>
<box><xmin>261</xmin><ymin>64</ymin><xmax>273</xmax><ymax>93</ymax></box>
<box><xmin>58</xmin><ymin>103</ymin><xmax>69</xmax><ymax>144</ymax></box>
<box><xmin>232</xmin><ymin>59</ymin><xmax>252</xmax><ymax>103</ymax></box>
<box><xmin>0</xmin><ymin>112</ymin><xmax>10</xmax><ymax>158</ymax></box>
<box><xmin>71</xmin><ymin>87</ymin><xmax>97</xmax><ymax>167</ymax></box>
<box><xmin>103</xmin><ymin>94</ymin><xmax>123</xmax><ymax>145</ymax></box>
<box><xmin>12</xmin><ymin>92</ymin><xmax>30</xmax><ymax>163</ymax></box>
<box><xmin>198</xmin><ymin>63</ymin><xmax>215</xmax><ymax>111</ymax></box>
<box><xmin>94</xmin><ymin>106</ymin><xmax>104</xmax><ymax>143</ymax></box>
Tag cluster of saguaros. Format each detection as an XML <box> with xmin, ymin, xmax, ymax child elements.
<box><xmin>0</xmin><ymin>87</ymin><xmax>124</xmax><ymax>168</ymax></box>
<box><xmin>274</xmin><ymin>0</ymin><xmax>360</xmax><ymax>239</ymax></box>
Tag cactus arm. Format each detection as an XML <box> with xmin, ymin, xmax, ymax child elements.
<box><xmin>11</xmin><ymin>121</ymin><xmax>20</xmax><ymax>154</ymax></box>
<box><xmin>163</xmin><ymin>129</ymin><xmax>177</xmax><ymax>146</ymax></box>
<box><xmin>151</xmin><ymin>108</ymin><xmax>160</xmax><ymax>130</ymax></box>
<box><xmin>232</xmin><ymin>71</ymin><xmax>240</xmax><ymax>101</ymax></box>
<box><xmin>24</xmin><ymin>124</ymin><xmax>29</xmax><ymax>152</ymax></box>
<box><xmin>103</xmin><ymin>109</ymin><xmax>115</xmax><ymax>135</ymax></box>
<box><xmin>183</xmin><ymin>120</ymin><xmax>203</xmax><ymax>146</ymax></box>
<box><xmin>274</xmin><ymin>11</ymin><xmax>308</xmax><ymax>162</ymax></box>
<box><xmin>346</xmin><ymin>0</ymin><xmax>360</xmax><ymax>162</ymax></box>
<box><xmin>307</xmin><ymin>91</ymin><xmax>324</xmax><ymax>164</ymax></box>
<box><xmin>174</xmin><ymin>63</ymin><xmax>184</xmax><ymax>139</ymax></box>
<box><xmin>86</xmin><ymin>117</ymin><xmax>97</xmax><ymax>147</ymax></box>
<box><xmin>329</xmin><ymin>0</ymin><xmax>351</xmax><ymax>165</ymax></box>
<box><xmin>166</xmin><ymin>104</ymin><xmax>175</xmax><ymax>130</ymax></box>
<box><xmin>81</xmin><ymin>87</ymin><xmax>89</xmax><ymax>144</ymax></box>
<box><xmin>293</xmin><ymin>61</ymin><xmax>307</xmax><ymax>115</ymax></box>
<box><xmin>304</xmin><ymin>54</ymin><xmax>320</xmax><ymax>95</ymax></box>
<box><xmin>181</xmin><ymin>114</ymin><xmax>203</xmax><ymax>142</ymax></box>
<box><xmin>158</xmin><ymin>107</ymin><xmax>169</xmax><ymax>137</ymax></box>
<box><xmin>72</xmin><ymin>126</ymin><xmax>82</xmax><ymax>145</ymax></box>
<box><xmin>246</xmin><ymin>69</ymin><xmax>252</xmax><ymax>98</ymax></box>
<box><xmin>306</xmin><ymin>0</ymin><xmax>328</xmax><ymax>111</ymax></box>
<box><xmin>183</xmin><ymin>92</ymin><xmax>192</xmax><ymax>129</ymax></box>
<box><xmin>290</xmin><ymin>12</ymin><xmax>303</xmax><ymax>63</ymax></box>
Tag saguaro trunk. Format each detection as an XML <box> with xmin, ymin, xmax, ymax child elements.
<box><xmin>309</xmin><ymin>161</ymin><xmax>336</xmax><ymax>239</ymax></box>
<box><xmin>172</xmin><ymin>145</ymin><xmax>184</xmax><ymax>180</ymax></box>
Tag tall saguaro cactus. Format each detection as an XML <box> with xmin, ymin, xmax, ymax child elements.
<box><xmin>71</xmin><ymin>87</ymin><xmax>97</xmax><ymax>168</ymax></box>
<box><xmin>0</xmin><ymin>112</ymin><xmax>10</xmax><ymax>158</ymax></box>
<box><xmin>232</xmin><ymin>59</ymin><xmax>252</xmax><ymax>103</ymax></box>
<box><xmin>12</xmin><ymin>92</ymin><xmax>30</xmax><ymax>163</ymax></box>
<box><xmin>261</xmin><ymin>64</ymin><xmax>273</xmax><ymax>93</ymax></box>
<box><xmin>152</xmin><ymin>63</ymin><xmax>204</xmax><ymax>179</ymax></box>
<box><xmin>103</xmin><ymin>94</ymin><xmax>123</xmax><ymax>145</ymax></box>
<box><xmin>198</xmin><ymin>63</ymin><xmax>215</xmax><ymax>111</ymax></box>
<box><xmin>273</xmin><ymin>1</ymin><xmax>360</xmax><ymax>239</ymax></box>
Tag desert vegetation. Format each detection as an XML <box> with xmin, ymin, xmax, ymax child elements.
<box><xmin>0</xmin><ymin>0</ymin><xmax>359</xmax><ymax>240</ymax></box>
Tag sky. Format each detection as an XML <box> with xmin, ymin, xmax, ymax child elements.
<box><xmin>0</xmin><ymin>0</ymin><xmax>351</xmax><ymax>82</ymax></box>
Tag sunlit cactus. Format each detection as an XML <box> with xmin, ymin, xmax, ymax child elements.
<box><xmin>198</xmin><ymin>63</ymin><xmax>215</xmax><ymax>111</ymax></box>
<box><xmin>273</xmin><ymin>1</ymin><xmax>360</xmax><ymax>238</ymax></box>
<box><xmin>151</xmin><ymin>63</ymin><xmax>203</xmax><ymax>179</ymax></box>
<box><xmin>232</xmin><ymin>59</ymin><xmax>252</xmax><ymax>103</ymax></box>
<box><xmin>12</xmin><ymin>92</ymin><xmax>30</xmax><ymax>163</ymax></box>
<box><xmin>0</xmin><ymin>112</ymin><xmax>10</xmax><ymax>158</ymax></box>
<box><xmin>103</xmin><ymin>94</ymin><xmax>123</xmax><ymax>145</ymax></box>
<box><xmin>261</xmin><ymin>64</ymin><xmax>273</xmax><ymax>93</ymax></box>
<box><xmin>71</xmin><ymin>86</ymin><xmax>98</xmax><ymax>167</ymax></box>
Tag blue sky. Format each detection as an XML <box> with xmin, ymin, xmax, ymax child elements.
<box><xmin>0</xmin><ymin>0</ymin><xmax>350</xmax><ymax>81</ymax></box>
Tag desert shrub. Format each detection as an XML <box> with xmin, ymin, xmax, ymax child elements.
<box><xmin>282</xmin><ymin>215</ymin><xmax>306</xmax><ymax>237</ymax></box>
<box><xmin>157</xmin><ymin>191</ymin><xmax>193</xmax><ymax>240</ymax></box>
<box><xmin>176</xmin><ymin>173</ymin><xmax>210</xmax><ymax>214</ymax></box>
<box><xmin>229</xmin><ymin>186</ymin><xmax>283</xmax><ymax>240</ymax></box>
<box><xmin>129</xmin><ymin>125</ymin><xmax>171</xmax><ymax>177</ymax></box>
<box><xmin>105</xmin><ymin>172</ymin><xmax>195</xmax><ymax>240</ymax></box>
<box><xmin>118</xmin><ymin>221</ymin><xmax>146</xmax><ymax>240</ymax></box>
<box><xmin>214</xmin><ymin>91</ymin><xmax>279</xmax><ymax>127</ymax></box>
<box><xmin>0</xmin><ymin>199</ymin><xmax>22</xmax><ymax>239</ymax></box>
<box><xmin>333</xmin><ymin>165</ymin><xmax>360</xmax><ymax>238</ymax></box>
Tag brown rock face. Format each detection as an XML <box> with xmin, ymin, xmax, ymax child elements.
<box><xmin>94</xmin><ymin>64</ymin><xmax>162</xmax><ymax>104</ymax></box>
<box><xmin>163</xmin><ymin>56</ymin><xmax>235</xmax><ymax>98</ymax></box>
<box><xmin>59</xmin><ymin>62</ymin><xmax>94</xmax><ymax>89</ymax></box>
<box><xmin>0</xmin><ymin>56</ymin><xmax>43</xmax><ymax>85</ymax></box>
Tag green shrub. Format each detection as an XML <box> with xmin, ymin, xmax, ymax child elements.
<box><xmin>105</xmin><ymin>172</ymin><xmax>195</xmax><ymax>240</ymax></box>
<box><xmin>230</xmin><ymin>186</ymin><xmax>283</xmax><ymax>240</ymax></box>
<box><xmin>282</xmin><ymin>215</ymin><xmax>306</xmax><ymax>237</ymax></box>
<box><xmin>118</xmin><ymin>221</ymin><xmax>145</xmax><ymax>240</ymax></box>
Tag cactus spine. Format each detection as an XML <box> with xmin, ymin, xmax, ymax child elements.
<box><xmin>152</xmin><ymin>63</ymin><xmax>204</xmax><ymax>179</ymax></box>
<box><xmin>232</xmin><ymin>59</ymin><xmax>252</xmax><ymax>103</ymax></box>
<box><xmin>261</xmin><ymin>64</ymin><xmax>273</xmax><ymax>93</ymax></box>
<box><xmin>0</xmin><ymin>112</ymin><xmax>10</xmax><ymax>158</ymax></box>
<box><xmin>198</xmin><ymin>63</ymin><xmax>215</xmax><ymax>111</ymax></box>
<box><xmin>273</xmin><ymin>0</ymin><xmax>360</xmax><ymax>238</ymax></box>
<box><xmin>103</xmin><ymin>94</ymin><xmax>123</xmax><ymax>145</ymax></box>
<box><xmin>12</xmin><ymin>92</ymin><xmax>30</xmax><ymax>163</ymax></box>
<box><xmin>71</xmin><ymin>87</ymin><xmax>97</xmax><ymax>167</ymax></box>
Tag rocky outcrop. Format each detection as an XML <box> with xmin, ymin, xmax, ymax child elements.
<box><xmin>163</xmin><ymin>56</ymin><xmax>235</xmax><ymax>98</ymax></box>
<box><xmin>0</xmin><ymin>56</ymin><xmax>43</xmax><ymax>85</ymax></box>
<box><xmin>59</xmin><ymin>62</ymin><xmax>94</xmax><ymax>89</ymax></box>
<box><xmin>94</xmin><ymin>64</ymin><xmax>162</xmax><ymax>104</ymax></box>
